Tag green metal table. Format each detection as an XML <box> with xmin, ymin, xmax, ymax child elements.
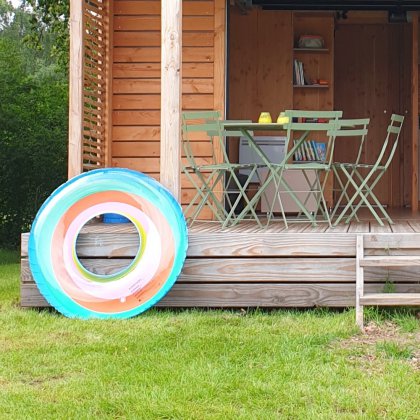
<box><xmin>221</xmin><ymin>122</ymin><xmax>317</xmax><ymax>227</ymax></box>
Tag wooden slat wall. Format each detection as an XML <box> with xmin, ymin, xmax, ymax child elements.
<box><xmin>82</xmin><ymin>0</ymin><xmax>109</xmax><ymax>171</ymax></box>
<box><xmin>111</xmin><ymin>0</ymin><xmax>223</xmax><ymax>216</ymax></box>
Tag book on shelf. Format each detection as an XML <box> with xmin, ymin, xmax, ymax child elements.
<box><xmin>293</xmin><ymin>59</ymin><xmax>307</xmax><ymax>86</ymax></box>
<box><xmin>311</xmin><ymin>140</ymin><xmax>320</xmax><ymax>160</ymax></box>
<box><xmin>293</xmin><ymin>140</ymin><xmax>326</xmax><ymax>162</ymax></box>
<box><xmin>315</xmin><ymin>142</ymin><xmax>327</xmax><ymax>161</ymax></box>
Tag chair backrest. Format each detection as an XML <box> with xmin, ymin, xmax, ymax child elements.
<box><xmin>327</xmin><ymin>118</ymin><xmax>370</xmax><ymax>165</ymax></box>
<box><xmin>381</xmin><ymin>114</ymin><xmax>404</xmax><ymax>169</ymax></box>
<box><xmin>181</xmin><ymin>111</ymin><xmax>221</xmax><ymax>167</ymax></box>
<box><xmin>282</xmin><ymin>110</ymin><xmax>343</xmax><ymax>164</ymax></box>
<box><xmin>284</xmin><ymin>110</ymin><xmax>343</xmax><ymax>121</ymax></box>
<box><xmin>206</xmin><ymin>120</ymin><xmax>253</xmax><ymax>164</ymax></box>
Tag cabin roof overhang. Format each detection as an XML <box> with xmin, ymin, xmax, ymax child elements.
<box><xmin>245</xmin><ymin>0</ymin><xmax>420</xmax><ymax>10</ymax></box>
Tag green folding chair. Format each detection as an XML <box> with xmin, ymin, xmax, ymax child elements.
<box><xmin>182</xmin><ymin>112</ymin><xmax>266</xmax><ymax>227</ymax></box>
<box><xmin>182</xmin><ymin>111</ymin><xmax>223</xmax><ymax>224</ymax></box>
<box><xmin>329</xmin><ymin>118</ymin><xmax>370</xmax><ymax>223</ymax></box>
<box><xmin>332</xmin><ymin>114</ymin><xmax>404</xmax><ymax>226</ymax></box>
<box><xmin>264</xmin><ymin>110</ymin><xmax>343</xmax><ymax>228</ymax></box>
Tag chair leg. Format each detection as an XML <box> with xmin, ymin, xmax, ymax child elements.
<box><xmin>278</xmin><ymin>174</ymin><xmax>318</xmax><ymax>226</ymax></box>
<box><xmin>222</xmin><ymin>167</ymin><xmax>264</xmax><ymax>229</ymax></box>
<box><xmin>317</xmin><ymin>170</ymin><xmax>333</xmax><ymax>228</ymax></box>
<box><xmin>331</xmin><ymin>166</ymin><xmax>360</xmax><ymax>224</ymax></box>
<box><xmin>335</xmin><ymin>166</ymin><xmax>384</xmax><ymax>226</ymax></box>
<box><xmin>347</xmin><ymin>169</ymin><xmax>393</xmax><ymax>225</ymax></box>
<box><xmin>188</xmin><ymin>170</ymin><xmax>228</xmax><ymax>224</ymax></box>
<box><xmin>268</xmin><ymin>167</ymin><xmax>288</xmax><ymax>228</ymax></box>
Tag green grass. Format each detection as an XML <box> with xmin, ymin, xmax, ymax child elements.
<box><xmin>0</xmin><ymin>250</ymin><xmax>419</xmax><ymax>419</ymax></box>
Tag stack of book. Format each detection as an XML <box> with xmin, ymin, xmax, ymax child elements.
<box><xmin>293</xmin><ymin>140</ymin><xmax>326</xmax><ymax>162</ymax></box>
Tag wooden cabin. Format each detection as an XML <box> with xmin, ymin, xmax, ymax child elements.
<box><xmin>21</xmin><ymin>0</ymin><xmax>420</xmax><ymax>308</ymax></box>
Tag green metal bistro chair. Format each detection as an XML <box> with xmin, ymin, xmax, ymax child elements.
<box><xmin>182</xmin><ymin>112</ymin><xmax>266</xmax><ymax>227</ymax></box>
<box><xmin>332</xmin><ymin>114</ymin><xmax>404</xmax><ymax>226</ymax></box>
<box><xmin>329</xmin><ymin>118</ymin><xmax>370</xmax><ymax>224</ymax></box>
<box><xmin>182</xmin><ymin>111</ymin><xmax>222</xmax><ymax>224</ymax></box>
<box><xmin>264</xmin><ymin>110</ymin><xmax>343</xmax><ymax>228</ymax></box>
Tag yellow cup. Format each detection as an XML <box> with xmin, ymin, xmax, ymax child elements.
<box><xmin>277</xmin><ymin>112</ymin><xmax>290</xmax><ymax>124</ymax></box>
<box><xmin>258</xmin><ymin>112</ymin><xmax>272</xmax><ymax>124</ymax></box>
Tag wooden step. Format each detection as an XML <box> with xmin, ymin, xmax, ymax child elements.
<box><xmin>360</xmin><ymin>256</ymin><xmax>420</xmax><ymax>267</ymax></box>
<box><xmin>360</xmin><ymin>293</ymin><xmax>420</xmax><ymax>306</ymax></box>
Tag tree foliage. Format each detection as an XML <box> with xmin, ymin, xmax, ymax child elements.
<box><xmin>0</xmin><ymin>1</ymin><xmax>68</xmax><ymax>248</ymax></box>
<box><xmin>25</xmin><ymin>0</ymin><xmax>69</xmax><ymax>70</ymax></box>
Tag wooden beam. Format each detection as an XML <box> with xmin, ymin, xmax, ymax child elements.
<box><xmin>160</xmin><ymin>0</ymin><xmax>182</xmax><ymax>200</ymax></box>
<box><xmin>411</xmin><ymin>12</ymin><xmax>419</xmax><ymax>211</ymax></box>
<box><xmin>212</xmin><ymin>0</ymin><xmax>227</xmax><ymax>209</ymax></box>
<box><xmin>68</xmin><ymin>0</ymin><xmax>84</xmax><ymax>178</ymax></box>
<box><xmin>105</xmin><ymin>0</ymin><xmax>114</xmax><ymax>167</ymax></box>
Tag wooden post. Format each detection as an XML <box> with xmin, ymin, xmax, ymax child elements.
<box><xmin>411</xmin><ymin>12</ymin><xmax>419</xmax><ymax>212</ymax></box>
<box><xmin>161</xmin><ymin>0</ymin><xmax>182</xmax><ymax>200</ymax></box>
<box><xmin>355</xmin><ymin>235</ymin><xmax>364</xmax><ymax>331</ymax></box>
<box><xmin>105</xmin><ymin>0</ymin><xmax>114</xmax><ymax>168</ymax></box>
<box><xmin>68</xmin><ymin>0</ymin><xmax>84</xmax><ymax>179</ymax></box>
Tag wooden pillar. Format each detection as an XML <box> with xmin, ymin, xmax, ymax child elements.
<box><xmin>160</xmin><ymin>0</ymin><xmax>182</xmax><ymax>200</ymax></box>
<box><xmin>411</xmin><ymin>12</ymin><xmax>419</xmax><ymax>212</ymax></box>
<box><xmin>68</xmin><ymin>0</ymin><xmax>84</xmax><ymax>179</ymax></box>
<box><xmin>105</xmin><ymin>0</ymin><xmax>114</xmax><ymax>168</ymax></box>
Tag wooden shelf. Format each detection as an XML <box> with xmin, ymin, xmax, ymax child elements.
<box><xmin>293</xmin><ymin>84</ymin><xmax>329</xmax><ymax>88</ymax></box>
<box><xmin>293</xmin><ymin>48</ymin><xmax>329</xmax><ymax>53</ymax></box>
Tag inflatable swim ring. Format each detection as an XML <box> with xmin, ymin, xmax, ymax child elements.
<box><xmin>29</xmin><ymin>168</ymin><xmax>187</xmax><ymax>319</ymax></box>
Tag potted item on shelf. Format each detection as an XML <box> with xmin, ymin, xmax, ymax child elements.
<box><xmin>297</xmin><ymin>35</ymin><xmax>325</xmax><ymax>49</ymax></box>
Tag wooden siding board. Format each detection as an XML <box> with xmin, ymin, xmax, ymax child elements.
<box><xmin>188</xmin><ymin>233</ymin><xmax>357</xmax><ymax>257</ymax></box>
<box><xmin>114</xmin><ymin>16</ymin><xmax>214</xmax><ymax>32</ymax></box>
<box><xmin>113</xmin><ymin>32</ymin><xmax>214</xmax><ymax>47</ymax></box>
<box><xmin>113</xmin><ymin>62</ymin><xmax>213</xmax><ymax>78</ymax></box>
<box><xmin>113</xmin><ymin>79</ymin><xmax>214</xmax><ymax>94</ymax></box>
<box><xmin>112</xmin><ymin>141</ymin><xmax>212</xmax><ymax>158</ymax></box>
<box><xmin>20</xmin><ymin>282</ymin><xmax>420</xmax><ymax>309</ymax></box>
<box><xmin>114</xmin><ymin>1</ymin><xmax>214</xmax><ymax>16</ymax></box>
<box><xmin>113</xmin><ymin>47</ymin><xmax>214</xmax><ymax>63</ymax></box>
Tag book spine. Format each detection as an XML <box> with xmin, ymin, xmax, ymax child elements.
<box><xmin>294</xmin><ymin>140</ymin><xmax>301</xmax><ymax>161</ymax></box>
<box><xmin>304</xmin><ymin>141</ymin><xmax>313</xmax><ymax>161</ymax></box>
<box><xmin>299</xmin><ymin>61</ymin><xmax>304</xmax><ymax>85</ymax></box>
<box><xmin>311</xmin><ymin>141</ymin><xmax>319</xmax><ymax>160</ymax></box>
<box><xmin>300</xmin><ymin>142</ymin><xmax>307</xmax><ymax>161</ymax></box>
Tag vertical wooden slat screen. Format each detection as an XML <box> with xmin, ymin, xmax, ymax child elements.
<box><xmin>82</xmin><ymin>0</ymin><xmax>109</xmax><ymax>171</ymax></box>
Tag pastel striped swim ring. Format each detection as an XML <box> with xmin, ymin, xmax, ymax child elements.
<box><xmin>28</xmin><ymin>169</ymin><xmax>188</xmax><ymax>319</ymax></box>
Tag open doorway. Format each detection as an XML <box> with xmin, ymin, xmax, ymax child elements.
<box><xmin>227</xmin><ymin>5</ymin><xmax>418</xmax><ymax>210</ymax></box>
<box><xmin>334</xmin><ymin>18</ymin><xmax>414</xmax><ymax>208</ymax></box>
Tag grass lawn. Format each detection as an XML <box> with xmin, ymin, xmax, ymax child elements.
<box><xmin>0</xmin><ymin>250</ymin><xmax>419</xmax><ymax>419</ymax></box>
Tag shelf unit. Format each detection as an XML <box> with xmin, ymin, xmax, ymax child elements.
<box><xmin>292</xmin><ymin>13</ymin><xmax>335</xmax><ymax>205</ymax></box>
<box><xmin>293</xmin><ymin>85</ymin><xmax>329</xmax><ymax>88</ymax></box>
<box><xmin>293</xmin><ymin>48</ymin><xmax>329</xmax><ymax>53</ymax></box>
<box><xmin>292</xmin><ymin>13</ymin><xmax>334</xmax><ymax>111</ymax></box>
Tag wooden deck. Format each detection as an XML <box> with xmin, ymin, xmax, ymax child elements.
<box><xmin>20</xmin><ymin>210</ymin><xmax>420</xmax><ymax>309</ymax></box>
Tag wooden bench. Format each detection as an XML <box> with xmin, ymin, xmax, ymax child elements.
<box><xmin>356</xmin><ymin>234</ymin><xmax>420</xmax><ymax>330</ymax></box>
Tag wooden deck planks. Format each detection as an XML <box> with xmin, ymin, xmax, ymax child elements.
<box><xmin>360</xmin><ymin>293</ymin><xmax>420</xmax><ymax>305</ymax></box>
<box><xmin>20</xmin><ymin>218</ymin><xmax>420</xmax><ymax>309</ymax></box>
<box><xmin>21</xmin><ymin>257</ymin><xmax>420</xmax><ymax>285</ymax></box>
